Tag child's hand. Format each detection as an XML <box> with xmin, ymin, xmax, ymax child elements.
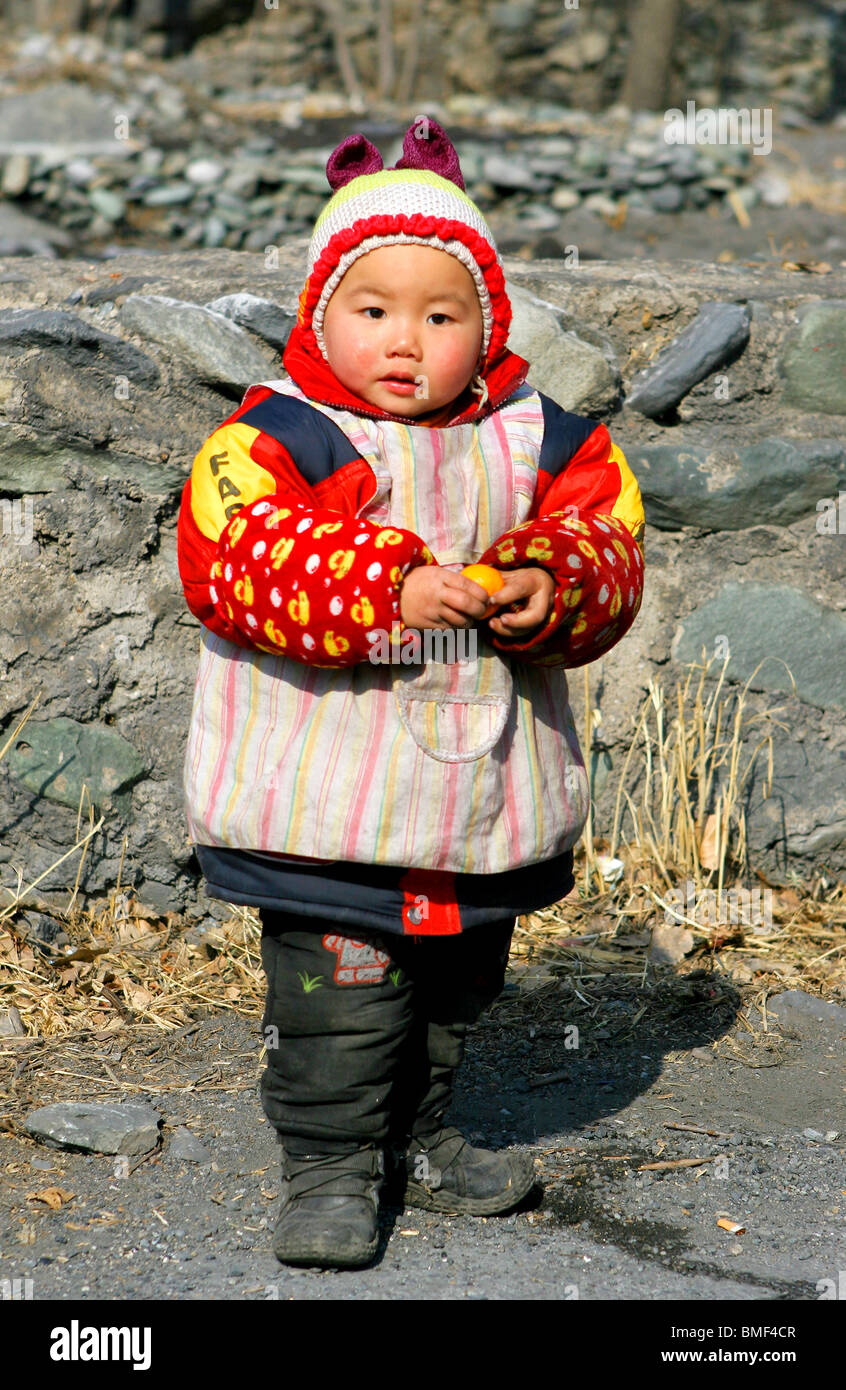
<box><xmin>400</xmin><ymin>565</ymin><xmax>494</xmax><ymax>630</ymax></box>
<box><xmin>484</xmin><ymin>567</ymin><xmax>555</xmax><ymax>639</ymax></box>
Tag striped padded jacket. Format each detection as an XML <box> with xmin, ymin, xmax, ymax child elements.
<box><xmin>176</xmin><ymin>325</ymin><xmax>645</xmax><ymax>888</ymax></box>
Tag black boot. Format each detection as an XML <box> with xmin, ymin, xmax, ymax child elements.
<box><xmin>273</xmin><ymin>1141</ymin><xmax>384</xmax><ymax>1269</ymax></box>
<box><xmin>405</xmin><ymin>1124</ymin><xmax>536</xmax><ymax>1215</ymax></box>
<box><xmin>259</xmin><ymin>914</ymin><xmax>414</xmax><ymax>1269</ymax></box>
<box><xmin>398</xmin><ymin>1017</ymin><xmax>537</xmax><ymax>1215</ymax></box>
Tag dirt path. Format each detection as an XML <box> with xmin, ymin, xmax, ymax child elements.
<box><xmin>1</xmin><ymin>973</ymin><xmax>843</xmax><ymax>1301</ymax></box>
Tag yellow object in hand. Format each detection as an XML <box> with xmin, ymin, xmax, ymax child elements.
<box><xmin>461</xmin><ymin>563</ymin><xmax>505</xmax><ymax>596</ymax></box>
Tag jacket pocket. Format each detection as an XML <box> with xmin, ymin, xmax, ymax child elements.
<box><xmin>392</xmin><ymin>642</ymin><xmax>513</xmax><ymax>763</ymax></box>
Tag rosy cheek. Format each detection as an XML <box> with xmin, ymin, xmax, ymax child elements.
<box><xmin>433</xmin><ymin>340</ymin><xmax>476</xmax><ymax>375</ymax></box>
<box><xmin>347</xmin><ymin>339</ymin><xmax>376</xmax><ymax>369</ymax></box>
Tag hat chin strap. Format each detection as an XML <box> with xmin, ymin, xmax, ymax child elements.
<box><xmin>469</xmin><ymin>372</ymin><xmax>489</xmax><ymax>407</ymax></box>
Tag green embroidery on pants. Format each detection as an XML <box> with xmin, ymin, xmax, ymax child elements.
<box><xmin>297</xmin><ymin>971</ymin><xmax>324</xmax><ymax>993</ymax></box>
<box><xmin>389</xmin><ymin>969</ymin><xmax>401</xmax><ymax>987</ymax></box>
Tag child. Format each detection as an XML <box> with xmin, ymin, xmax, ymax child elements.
<box><xmin>177</xmin><ymin>117</ymin><xmax>645</xmax><ymax>1269</ymax></box>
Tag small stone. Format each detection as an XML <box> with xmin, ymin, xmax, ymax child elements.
<box><xmin>648</xmin><ymin>183</ymin><xmax>684</xmax><ymax>213</ymax></box>
<box><xmin>550</xmin><ymin>186</ymin><xmax>581</xmax><ymax>211</ymax></box>
<box><xmin>88</xmin><ymin>187</ymin><xmax>125</xmax><ymax>223</ymax></box>
<box><xmin>0</xmin><ymin>1006</ymin><xmax>25</xmax><ymax>1036</ymax></box>
<box><xmin>627</xmin><ymin>301</ymin><xmax>751</xmax><ymax>417</ymax></box>
<box><xmin>634</xmin><ymin>168</ymin><xmax>667</xmax><ymax>188</ymax></box>
<box><xmin>583</xmin><ymin>193</ymin><xmax>619</xmax><ymax>218</ymax></box>
<box><xmin>186</xmin><ymin>158</ymin><xmax>225</xmax><ymax>186</ymax></box>
<box><xmin>483</xmin><ymin>154</ymin><xmax>542</xmax><ymax>191</ymax></box>
<box><xmin>802</xmin><ymin>1128</ymin><xmax>825</xmax><ymax>1141</ymax></box>
<box><xmin>779</xmin><ymin>302</ymin><xmax>846</xmax><ymax>415</ymax></box>
<box><xmin>142</xmin><ymin>182</ymin><xmax>196</xmax><ymax>207</ymax></box>
<box><xmin>202</xmin><ymin>215</ymin><xmax>228</xmax><ymax>248</ymax></box>
<box><xmin>649</xmin><ymin>924</ymin><xmax>695</xmax><ymax>964</ymax></box>
<box><xmin>1</xmin><ymin>154</ymin><xmax>31</xmax><ymax>196</ymax></box>
<box><xmin>168</xmin><ymin>1127</ymin><xmax>212</xmax><ymax>1163</ymax></box>
<box><xmin>753</xmin><ymin>171</ymin><xmax>791</xmax><ymax>208</ymax></box>
<box><xmin>65</xmin><ymin>158</ymin><xmax>97</xmax><ymax>187</ymax></box>
<box><xmin>769</xmin><ymin>990</ymin><xmax>846</xmax><ymax>1031</ymax></box>
<box><xmin>25</xmin><ymin>1101</ymin><xmax>161</xmax><ymax>1155</ymax></box>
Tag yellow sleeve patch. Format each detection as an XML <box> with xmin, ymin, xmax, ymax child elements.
<box><xmin>190</xmin><ymin>422</ymin><xmax>278</xmax><ymax>541</ymax></box>
<box><xmin>607</xmin><ymin>442</ymin><xmax>646</xmax><ymax>550</ymax></box>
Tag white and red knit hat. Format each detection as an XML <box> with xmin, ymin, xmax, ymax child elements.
<box><xmin>296</xmin><ymin>117</ymin><xmax>512</xmax><ymax>392</ymax></box>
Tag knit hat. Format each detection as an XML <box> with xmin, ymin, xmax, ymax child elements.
<box><xmin>295</xmin><ymin>117</ymin><xmax>513</xmax><ymax>406</ymax></box>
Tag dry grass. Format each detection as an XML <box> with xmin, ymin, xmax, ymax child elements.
<box><xmin>511</xmin><ymin>652</ymin><xmax>845</xmax><ymax>1022</ymax></box>
<box><xmin>0</xmin><ymin>656</ymin><xmax>843</xmax><ymax>1055</ymax></box>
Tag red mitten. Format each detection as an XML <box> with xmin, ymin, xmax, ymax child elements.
<box><xmin>478</xmin><ymin>511</ymin><xmax>644</xmax><ymax>667</ymax></box>
<box><xmin>211</xmin><ymin>497</ymin><xmax>434</xmax><ymax>666</ymax></box>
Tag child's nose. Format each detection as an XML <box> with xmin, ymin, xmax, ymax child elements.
<box><xmin>387</xmin><ymin>317</ymin><xmax>422</xmax><ymax>354</ymax></box>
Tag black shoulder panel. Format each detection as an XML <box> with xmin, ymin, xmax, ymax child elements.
<box><xmin>237</xmin><ymin>392</ymin><xmax>367</xmax><ymax>487</ymax></box>
<box><xmin>537</xmin><ymin>391</ymin><xmax>599</xmax><ymax>479</ymax></box>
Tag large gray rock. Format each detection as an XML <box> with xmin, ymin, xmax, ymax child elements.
<box><xmin>0</xmin><ymin>424</ymin><xmax>185</xmax><ymax>498</ymax></box>
<box><xmin>5</xmin><ymin>716</ymin><xmax>149</xmax><ymax>813</ymax></box>
<box><xmin>507</xmin><ymin>282</ymin><xmax>619</xmax><ymax>413</ymax></box>
<box><xmin>672</xmin><ymin>583</ymin><xmax>846</xmax><ymax>712</ymax></box>
<box><xmin>118</xmin><ymin>294</ymin><xmax>276</xmax><ymax>393</ymax></box>
<box><xmin>204</xmin><ymin>293</ymin><xmax>296</xmax><ymax>353</ymax></box>
<box><xmin>25</xmin><ymin>1101</ymin><xmax>161</xmax><ymax>1155</ymax></box>
<box><xmin>0</xmin><ymin>83</ymin><xmax>137</xmax><ymax>157</ymax></box>
<box><xmin>627</xmin><ymin>301</ymin><xmax>752</xmax><ymax>417</ymax></box>
<box><xmin>779</xmin><ymin>302</ymin><xmax>846</xmax><ymax>415</ymax></box>
<box><xmin>632</xmin><ymin>437</ymin><xmax>846</xmax><ymax>530</ymax></box>
<box><xmin>0</xmin><ymin>308</ymin><xmax>159</xmax><ymax>384</ymax></box>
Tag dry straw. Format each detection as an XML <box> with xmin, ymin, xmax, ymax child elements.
<box><xmin>0</xmin><ymin>654</ymin><xmax>843</xmax><ymax>1050</ymax></box>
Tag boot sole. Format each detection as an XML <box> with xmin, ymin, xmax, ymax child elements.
<box><xmin>273</xmin><ymin>1239</ymin><xmax>375</xmax><ymax>1273</ymax></box>
<box><xmin>403</xmin><ymin>1160</ymin><xmax>538</xmax><ymax>1216</ymax></box>
<box><xmin>273</xmin><ymin>1230</ymin><xmax>379</xmax><ymax>1269</ymax></box>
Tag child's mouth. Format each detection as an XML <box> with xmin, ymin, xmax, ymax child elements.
<box><xmin>380</xmin><ymin>376</ymin><xmax>419</xmax><ymax>394</ymax></box>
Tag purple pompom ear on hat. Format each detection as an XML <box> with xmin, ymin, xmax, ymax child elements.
<box><xmin>392</xmin><ymin>117</ymin><xmax>466</xmax><ymax>191</ymax></box>
<box><xmin>326</xmin><ymin>133</ymin><xmax>384</xmax><ymax>191</ymax></box>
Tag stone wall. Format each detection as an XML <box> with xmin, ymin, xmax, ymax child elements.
<box><xmin>0</xmin><ymin>247</ymin><xmax>844</xmax><ymax>924</ymax></box>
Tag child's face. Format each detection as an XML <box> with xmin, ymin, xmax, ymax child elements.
<box><xmin>322</xmin><ymin>244</ymin><xmax>484</xmax><ymax>419</ymax></box>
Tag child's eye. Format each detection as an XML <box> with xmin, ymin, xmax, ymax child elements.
<box><xmin>362</xmin><ymin>307</ymin><xmax>385</xmax><ymax>319</ymax></box>
<box><xmin>428</xmin><ymin>313</ymin><xmax>451</xmax><ymax>325</ymax></box>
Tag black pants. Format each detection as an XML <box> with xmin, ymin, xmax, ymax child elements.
<box><xmin>258</xmin><ymin>910</ymin><xmax>515</xmax><ymax>1155</ymax></box>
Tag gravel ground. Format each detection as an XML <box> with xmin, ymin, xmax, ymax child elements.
<box><xmin>2</xmin><ymin>971</ymin><xmax>843</xmax><ymax>1303</ymax></box>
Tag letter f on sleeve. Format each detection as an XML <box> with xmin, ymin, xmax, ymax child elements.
<box><xmin>176</xmin><ymin>396</ymin><xmax>434</xmax><ymax>665</ymax></box>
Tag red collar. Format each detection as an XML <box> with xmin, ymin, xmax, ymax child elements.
<box><xmin>281</xmin><ymin>322</ymin><xmax>530</xmax><ymax>426</ymax></box>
